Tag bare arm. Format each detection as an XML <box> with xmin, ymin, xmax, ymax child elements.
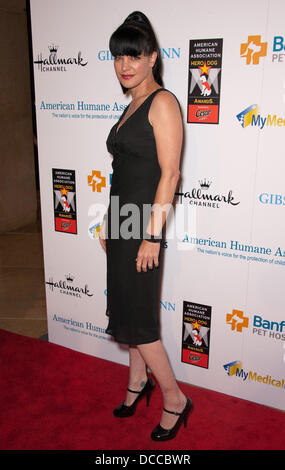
<box><xmin>146</xmin><ymin>90</ymin><xmax>182</xmax><ymax>236</ymax></box>
<box><xmin>136</xmin><ymin>91</ymin><xmax>182</xmax><ymax>272</ymax></box>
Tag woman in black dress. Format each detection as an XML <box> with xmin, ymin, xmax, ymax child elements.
<box><xmin>99</xmin><ymin>11</ymin><xmax>192</xmax><ymax>441</ymax></box>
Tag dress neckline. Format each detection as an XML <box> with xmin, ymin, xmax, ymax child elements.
<box><xmin>115</xmin><ymin>87</ymin><xmax>165</xmax><ymax>135</ymax></box>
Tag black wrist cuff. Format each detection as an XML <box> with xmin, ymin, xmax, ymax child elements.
<box><xmin>143</xmin><ymin>232</ymin><xmax>163</xmax><ymax>243</ymax></box>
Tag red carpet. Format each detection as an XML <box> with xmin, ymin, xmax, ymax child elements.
<box><xmin>0</xmin><ymin>329</ymin><xmax>284</xmax><ymax>451</ymax></box>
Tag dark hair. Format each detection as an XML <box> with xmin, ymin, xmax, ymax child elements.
<box><xmin>109</xmin><ymin>11</ymin><xmax>163</xmax><ymax>93</ymax></box>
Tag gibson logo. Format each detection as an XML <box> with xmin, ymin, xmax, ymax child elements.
<box><xmin>34</xmin><ymin>45</ymin><xmax>88</xmax><ymax>72</ymax></box>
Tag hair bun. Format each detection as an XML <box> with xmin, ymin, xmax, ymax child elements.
<box><xmin>110</xmin><ymin>10</ymin><xmax>163</xmax><ymax>90</ymax></box>
<box><xmin>123</xmin><ymin>11</ymin><xmax>151</xmax><ymax>28</ymax></box>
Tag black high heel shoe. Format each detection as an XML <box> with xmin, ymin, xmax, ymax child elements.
<box><xmin>151</xmin><ymin>396</ymin><xmax>193</xmax><ymax>441</ymax></box>
<box><xmin>113</xmin><ymin>376</ymin><xmax>155</xmax><ymax>418</ymax></box>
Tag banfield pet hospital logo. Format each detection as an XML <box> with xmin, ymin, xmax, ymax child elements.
<box><xmin>87</xmin><ymin>170</ymin><xmax>107</xmax><ymax>192</ymax></box>
<box><xmin>240</xmin><ymin>35</ymin><xmax>267</xmax><ymax>64</ymax></box>
<box><xmin>226</xmin><ymin>308</ymin><xmax>285</xmax><ymax>342</ymax></box>
<box><xmin>226</xmin><ymin>309</ymin><xmax>249</xmax><ymax>332</ymax></box>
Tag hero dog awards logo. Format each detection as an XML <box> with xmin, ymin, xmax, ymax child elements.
<box><xmin>187</xmin><ymin>38</ymin><xmax>223</xmax><ymax>124</ymax></box>
<box><xmin>181</xmin><ymin>300</ymin><xmax>212</xmax><ymax>369</ymax></box>
<box><xmin>52</xmin><ymin>168</ymin><xmax>77</xmax><ymax>234</ymax></box>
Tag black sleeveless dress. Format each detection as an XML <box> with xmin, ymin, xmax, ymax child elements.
<box><xmin>105</xmin><ymin>88</ymin><xmax>170</xmax><ymax>345</ymax></box>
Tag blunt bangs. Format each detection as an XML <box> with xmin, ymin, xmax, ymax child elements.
<box><xmin>109</xmin><ymin>26</ymin><xmax>153</xmax><ymax>58</ymax></box>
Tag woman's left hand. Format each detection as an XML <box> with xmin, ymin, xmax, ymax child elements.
<box><xmin>136</xmin><ymin>240</ymin><xmax>160</xmax><ymax>272</ymax></box>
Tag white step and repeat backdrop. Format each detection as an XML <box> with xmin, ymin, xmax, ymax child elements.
<box><xmin>30</xmin><ymin>0</ymin><xmax>285</xmax><ymax>411</ymax></box>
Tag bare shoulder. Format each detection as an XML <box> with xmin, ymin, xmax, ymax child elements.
<box><xmin>152</xmin><ymin>89</ymin><xmax>180</xmax><ymax>111</ymax></box>
<box><xmin>149</xmin><ymin>89</ymin><xmax>181</xmax><ymax>125</ymax></box>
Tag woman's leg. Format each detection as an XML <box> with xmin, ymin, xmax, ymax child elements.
<box><xmin>124</xmin><ymin>345</ymin><xmax>148</xmax><ymax>406</ymax></box>
<box><xmin>137</xmin><ymin>339</ymin><xmax>187</xmax><ymax>429</ymax></box>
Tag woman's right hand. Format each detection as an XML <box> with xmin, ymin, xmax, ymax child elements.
<box><xmin>99</xmin><ymin>218</ymin><xmax>107</xmax><ymax>252</ymax></box>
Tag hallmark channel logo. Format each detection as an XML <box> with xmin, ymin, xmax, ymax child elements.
<box><xmin>240</xmin><ymin>35</ymin><xmax>267</xmax><ymax>65</ymax></box>
<box><xmin>236</xmin><ymin>104</ymin><xmax>285</xmax><ymax>129</ymax></box>
<box><xmin>46</xmin><ymin>274</ymin><xmax>93</xmax><ymax>299</ymax></box>
<box><xmin>34</xmin><ymin>45</ymin><xmax>88</xmax><ymax>72</ymax></box>
<box><xmin>175</xmin><ymin>178</ymin><xmax>240</xmax><ymax>209</ymax></box>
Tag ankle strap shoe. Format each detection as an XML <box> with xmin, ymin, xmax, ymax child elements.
<box><xmin>151</xmin><ymin>396</ymin><xmax>193</xmax><ymax>441</ymax></box>
<box><xmin>113</xmin><ymin>376</ymin><xmax>155</xmax><ymax>418</ymax></box>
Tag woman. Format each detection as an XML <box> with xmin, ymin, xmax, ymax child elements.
<box><xmin>99</xmin><ymin>11</ymin><xmax>192</xmax><ymax>441</ymax></box>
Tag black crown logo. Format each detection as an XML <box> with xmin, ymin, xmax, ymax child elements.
<box><xmin>65</xmin><ymin>274</ymin><xmax>74</xmax><ymax>282</ymax></box>
<box><xmin>49</xmin><ymin>45</ymin><xmax>58</xmax><ymax>53</ymax></box>
<box><xmin>198</xmin><ymin>178</ymin><xmax>212</xmax><ymax>189</ymax></box>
